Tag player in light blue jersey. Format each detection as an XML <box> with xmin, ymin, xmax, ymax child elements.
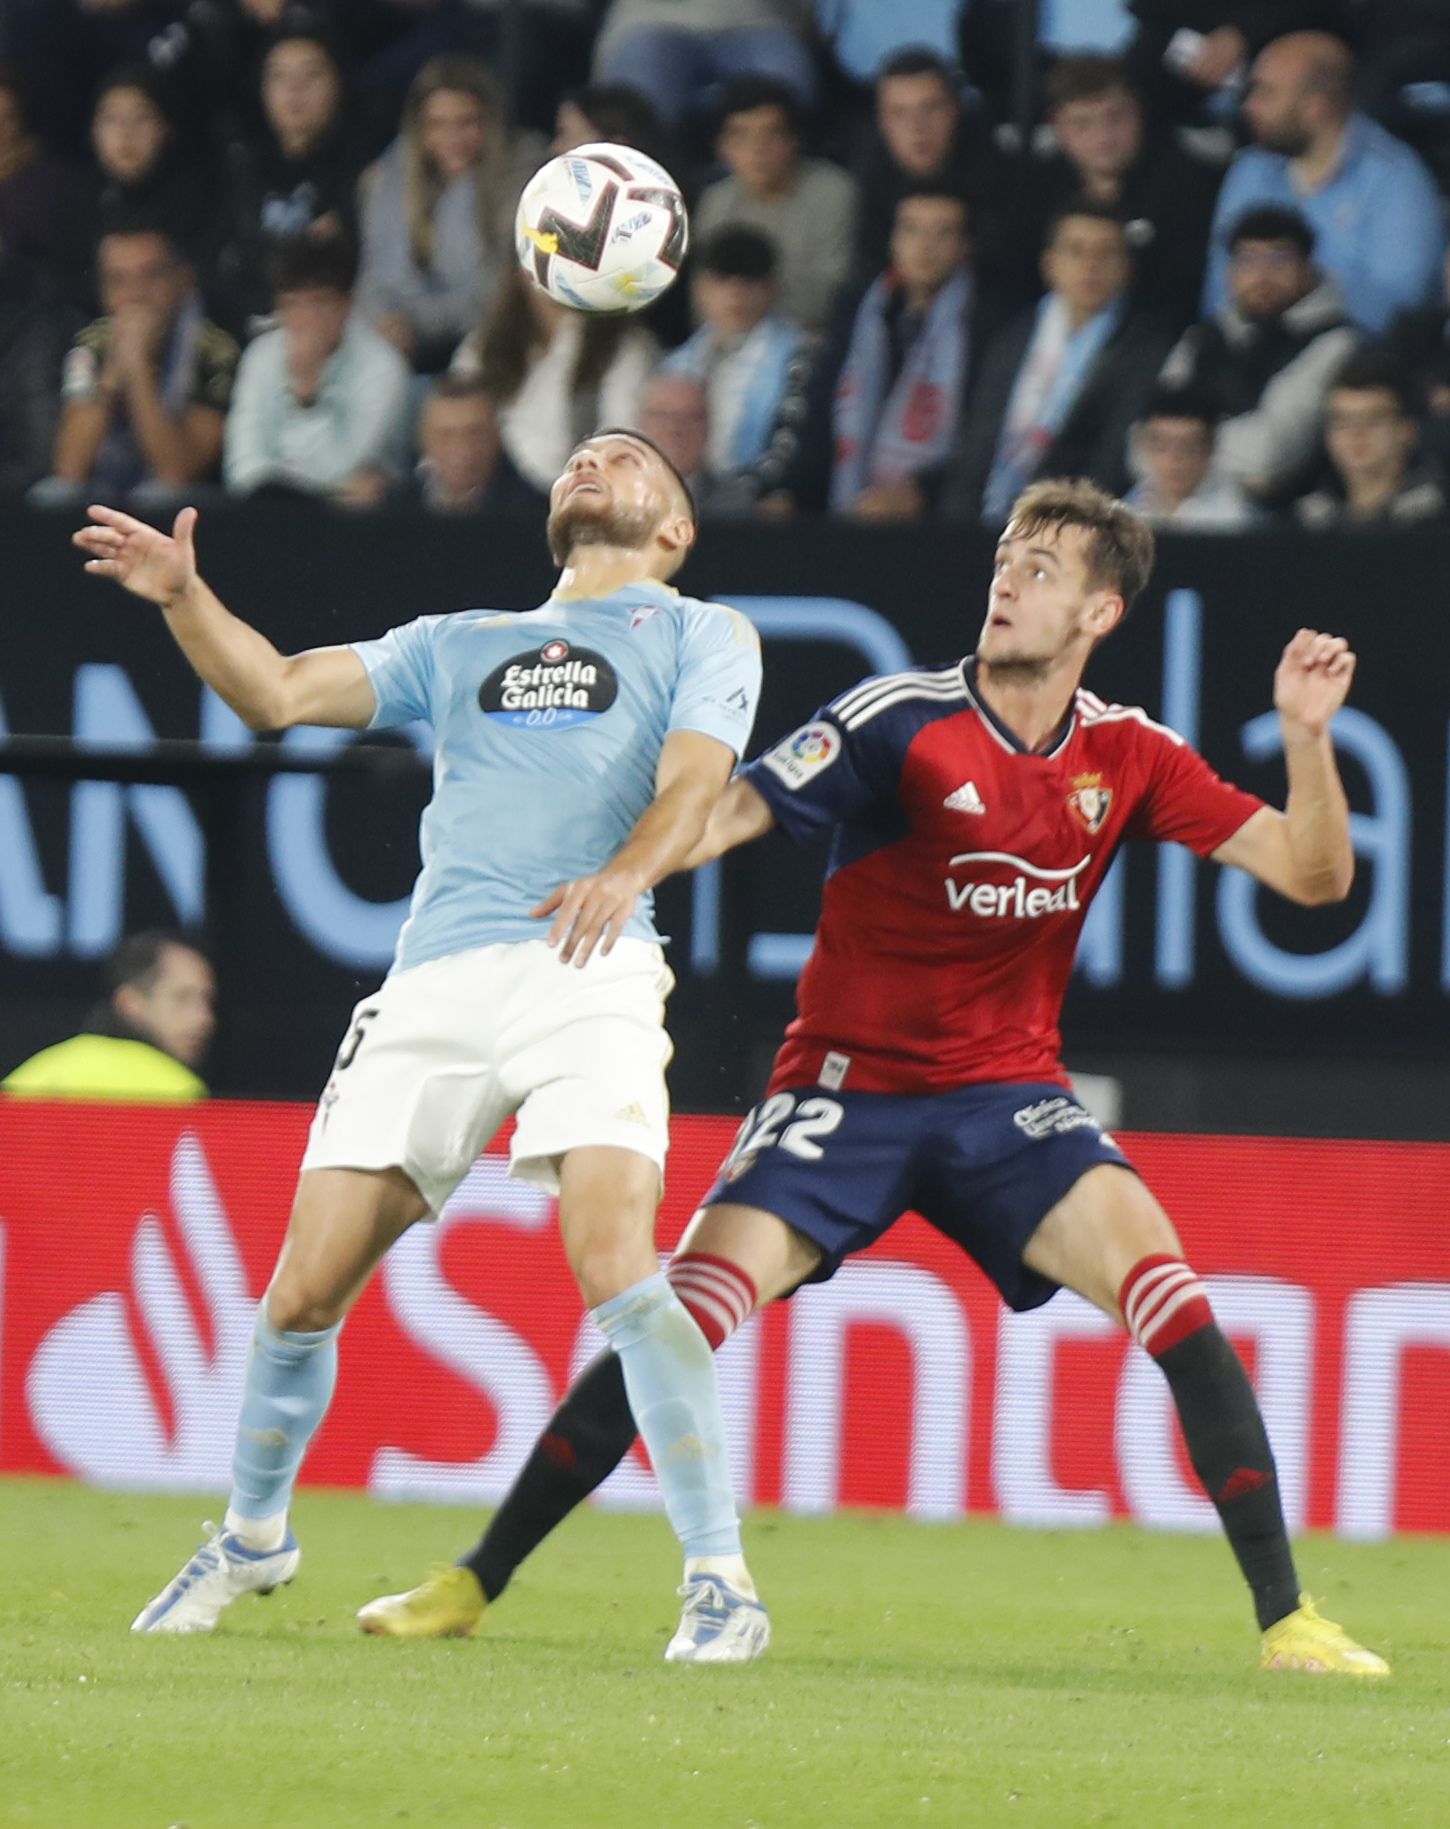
<box><xmin>74</xmin><ymin>428</ymin><xmax>770</xmax><ymax>1662</ymax></box>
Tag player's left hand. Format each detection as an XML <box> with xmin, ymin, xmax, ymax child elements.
<box><xmin>1274</xmin><ymin>628</ymin><xmax>1356</xmax><ymax>741</ymax></box>
<box><xmin>532</xmin><ymin>869</ymin><xmax>646</xmax><ymax>968</ymax></box>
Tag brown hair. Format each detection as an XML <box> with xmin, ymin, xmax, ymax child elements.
<box><xmin>1045</xmin><ymin>54</ymin><xmax>1136</xmax><ymax>114</ymax></box>
<box><xmin>400</xmin><ymin>54</ymin><xmax>508</xmax><ymax>274</ymax></box>
<box><xmin>475</xmin><ymin>266</ymin><xmax>628</xmax><ymax>404</ymax></box>
<box><xmin>1006</xmin><ymin>477</ymin><xmax>1155</xmax><ymax>608</ymax></box>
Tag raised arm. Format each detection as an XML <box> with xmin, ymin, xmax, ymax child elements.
<box><xmin>73</xmin><ymin>504</ymin><xmax>376</xmax><ymax>731</ymax></box>
<box><xmin>1211</xmin><ymin>628</ymin><xmax>1356</xmax><ymax>904</ymax></box>
<box><xmin>678</xmin><ymin>775</ymin><xmax>776</xmax><ymax>869</ymax></box>
<box><xmin>532</xmin><ymin>728</ymin><xmax>744</xmax><ymax>968</ymax></box>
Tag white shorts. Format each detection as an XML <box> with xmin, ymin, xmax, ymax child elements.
<box><xmin>300</xmin><ymin>938</ymin><xmax>675</xmax><ymax>1213</ymax></box>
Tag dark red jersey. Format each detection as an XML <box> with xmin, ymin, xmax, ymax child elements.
<box><xmin>742</xmin><ymin>659</ymin><xmax>1265</xmax><ymax>1096</ymax></box>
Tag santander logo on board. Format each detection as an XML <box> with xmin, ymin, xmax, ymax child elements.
<box><xmin>944</xmin><ymin>850</ymin><xmax>1091</xmax><ymax>918</ymax></box>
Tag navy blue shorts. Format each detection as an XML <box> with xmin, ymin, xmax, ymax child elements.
<box><xmin>702</xmin><ymin>1081</ymin><xmax>1136</xmax><ymax>1312</ymax></box>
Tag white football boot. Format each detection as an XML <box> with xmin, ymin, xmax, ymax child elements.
<box><xmin>131</xmin><ymin>1521</ymin><xmax>301</xmax><ymax>1634</ymax></box>
<box><xmin>664</xmin><ymin>1575</ymin><xmax>771</xmax><ymax>1664</ymax></box>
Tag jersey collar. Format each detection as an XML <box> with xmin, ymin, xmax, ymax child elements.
<box><xmin>961</xmin><ymin>657</ymin><xmax>1077</xmax><ymax>759</ymax></box>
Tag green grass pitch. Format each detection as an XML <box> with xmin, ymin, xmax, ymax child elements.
<box><xmin>4</xmin><ymin>1476</ymin><xmax>1448</xmax><ymax>1829</ymax></box>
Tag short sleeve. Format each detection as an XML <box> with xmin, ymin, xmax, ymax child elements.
<box><xmin>349</xmin><ymin>616</ymin><xmax>440</xmax><ymax>729</ymax></box>
<box><xmin>669</xmin><ymin>602</ymin><xmax>763</xmax><ymax>759</ymax></box>
<box><xmin>1125</xmin><ymin>727</ymin><xmax>1266</xmax><ymax>856</ymax></box>
<box><xmin>740</xmin><ymin>687</ymin><xmax>898</xmax><ymax>843</ymax></box>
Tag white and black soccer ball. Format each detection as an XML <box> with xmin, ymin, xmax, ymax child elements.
<box><xmin>515</xmin><ymin>143</ymin><xmax>688</xmax><ymax>314</ymax></box>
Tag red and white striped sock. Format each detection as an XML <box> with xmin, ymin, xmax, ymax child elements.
<box><xmin>666</xmin><ymin>1252</ymin><xmax>757</xmax><ymax>1351</ymax></box>
<box><xmin>1119</xmin><ymin>1253</ymin><xmax>1214</xmax><ymax>1356</ymax></box>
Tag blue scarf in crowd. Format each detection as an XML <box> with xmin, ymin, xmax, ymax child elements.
<box><xmin>830</xmin><ymin>265</ymin><xmax>971</xmax><ymax>509</ymax></box>
<box><xmin>982</xmin><ymin>292</ymin><xmax>1124</xmax><ymax>522</ymax></box>
<box><xmin>664</xmin><ymin>313</ymin><xmax>804</xmax><ymax>469</ymax></box>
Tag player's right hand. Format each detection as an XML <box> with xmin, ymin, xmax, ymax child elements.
<box><xmin>73</xmin><ymin>503</ymin><xmax>199</xmax><ymax>609</ymax></box>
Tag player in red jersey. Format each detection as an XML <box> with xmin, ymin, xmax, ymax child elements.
<box><xmin>361</xmin><ymin>478</ymin><xmax>1387</xmax><ymax>1676</ymax></box>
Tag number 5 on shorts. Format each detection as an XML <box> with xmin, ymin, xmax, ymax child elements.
<box><xmin>335</xmin><ymin>1007</ymin><xmax>379</xmax><ymax>1072</ymax></box>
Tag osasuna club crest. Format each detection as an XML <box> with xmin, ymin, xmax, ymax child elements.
<box><xmin>478</xmin><ymin>639</ymin><xmax>619</xmax><ymax>728</ymax></box>
<box><xmin>1067</xmin><ymin>773</ymin><xmax>1113</xmax><ymax>833</ymax></box>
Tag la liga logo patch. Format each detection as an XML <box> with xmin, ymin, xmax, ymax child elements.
<box><xmin>1067</xmin><ymin>772</ymin><xmax>1113</xmax><ymax>834</ymax></box>
<box><xmin>762</xmin><ymin>720</ymin><xmax>842</xmax><ymax>790</ymax></box>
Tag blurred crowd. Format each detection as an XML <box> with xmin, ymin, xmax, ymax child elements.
<box><xmin>4</xmin><ymin>0</ymin><xmax>1450</xmax><ymax>532</ymax></box>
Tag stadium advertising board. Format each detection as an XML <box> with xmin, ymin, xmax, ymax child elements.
<box><xmin>2</xmin><ymin>1100</ymin><xmax>1446</xmax><ymax>1539</ymax></box>
<box><xmin>1</xmin><ymin>509</ymin><xmax>1449</xmax><ymax>1113</ymax></box>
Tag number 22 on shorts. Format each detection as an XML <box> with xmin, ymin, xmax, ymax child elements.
<box><xmin>727</xmin><ymin>1091</ymin><xmax>844</xmax><ymax>1167</ymax></box>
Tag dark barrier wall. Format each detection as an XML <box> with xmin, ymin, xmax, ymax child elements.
<box><xmin>1</xmin><ymin>505</ymin><xmax>1447</xmax><ymax>1113</ymax></box>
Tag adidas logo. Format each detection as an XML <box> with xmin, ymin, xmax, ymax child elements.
<box><xmin>944</xmin><ymin>779</ymin><xmax>986</xmax><ymax>814</ymax></box>
<box><xmin>614</xmin><ymin>1101</ymin><xmax>648</xmax><ymax>1125</ymax></box>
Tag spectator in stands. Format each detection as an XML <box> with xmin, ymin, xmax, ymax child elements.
<box><xmin>663</xmin><ymin>226</ymin><xmax>807</xmax><ymax>479</ymax></box>
<box><xmin>224</xmin><ymin>234</ymin><xmax>410</xmax><ymax>500</ymax></box>
<box><xmin>593</xmin><ymin>0</ymin><xmax>816</xmax><ymax>131</ymax></box>
<box><xmin>0</xmin><ymin>0</ymin><xmax>190</xmax><ymax>148</ymax></box>
<box><xmin>220</xmin><ymin>24</ymin><xmax>368</xmax><ymax>331</ymax></box>
<box><xmin>1294</xmin><ymin>350</ymin><xmax>1447</xmax><ymax>526</ymax></box>
<box><xmin>76</xmin><ymin>66</ymin><xmax>215</xmax><ymax>292</ymax></box>
<box><xmin>694</xmin><ymin>77</ymin><xmax>857</xmax><ymax>332</ymax></box>
<box><xmin>357</xmin><ymin>54</ymin><xmax>544</xmax><ymax>373</ymax></box>
<box><xmin>943</xmin><ymin>201</ymin><xmax>1175</xmax><ymax>523</ymax></box>
<box><xmin>635</xmin><ymin>368</ymin><xmax>757</xmax><ymax>513</ymax></box>
<box><xmin>45</xmin><ymin>222</ymin><xmax>236</xmax><ymax>500</ymax></box>
<box><xmin>551</xmin><ymin>82</ymin><xmax>674</xmax><ymax>174</ymax></box>
<box><xmin>1204</xmin><ymin>32</ymin><xmax>1445</xmax><ymax>336</ymax></box>
<box><xmin>0</xmin><ymin>63</ymin><xmax>81</xmax><ymax>275</ymax></box>
<box><xmin>993</xmin><ymin>55</ymin><xmax>1220</xmax><ymax>328</ymax></box>
<box><xmin>452</xmin><ymin>267</ymin><xmax>656</xmax><ymax>496</ymax></box>
<box><xmin>851</xmin><ymin>48</ymin><xmax>978</xmax><ymax>278</ymax></box>
<box><xmin>1124</xmin><ymin>0</ymin><xmax>1327</xmax><ymax>128</ymax></box>
<box><xmin>1126</xmin><ymin>384</ymin><xmax>1259</xmax><ymax>528</ymax></box>
<box><xmin>2</xmin><ymin>930</ymin><xmax>214</xmax><ymax>1103</ymax></box>
<box><xmin>389</xmin><ymin>374</ymin><xmax>536</xmax><ymax>512</ymax></box>
<box><xmin>1161</xmin><ymin>204</ymin><xmax>1357</xmax><ymax>507</ymax></box>
<box><xmin>767</xmin><ymin>184</ymin><xmax>983</xmax><ymax>519</ymax></box>
<box><xmin>0</xmin><ymin>244</ymin><xmax>69</xmax><ymax>494</ymax></box>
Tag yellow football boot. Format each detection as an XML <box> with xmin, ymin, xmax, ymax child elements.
<box><xmin>1261</xmin><ymin>1595</ymin><xmax>1390</xmax><ymax>1676</ymax></box>
<box><xmin>357</xmin><ymin>1565</ymin><xmax>486</xmax><ymax>1639</ymax></box>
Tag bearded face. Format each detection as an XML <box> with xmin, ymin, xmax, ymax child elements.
<box><xmin>546</xmin><ymin>490</ymin><xmax>663</xmax><ymax>564</ymax></box>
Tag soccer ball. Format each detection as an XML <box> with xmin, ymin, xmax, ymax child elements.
<box><xmin>515</xmin><ymin>143</ymin><xmax>688</xmax><ymax>314</ymax></box>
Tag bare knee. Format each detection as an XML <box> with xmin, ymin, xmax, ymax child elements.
<box><xmin>568</xmin><ymin>1231</ymin><xmax>656</xmax><ymax>1308</ymax></box>
<box><xmin>557</xmin><ymin>1147</ymin><xmax>662</xmax><ymax>1307</ymax></box>
<box><xmin>265</xmin><ymin>1275</ymin><xmax>346</xmax><ymax>1335</ymax></box>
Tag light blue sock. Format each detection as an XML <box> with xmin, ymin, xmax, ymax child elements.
<box><xmin>592</xmin><ymin>1272</ymin><xmax>742</xmax><ymax>1560</ymax></box>
<box><xmin>226</xmin><ymin>1303</ymin><xmax>340</xmax><ymax>1528</ymax></box>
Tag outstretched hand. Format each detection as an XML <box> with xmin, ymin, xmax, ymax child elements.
<box><xmin>531</xmin><ymin>867</ymin><xmax>646</xmax><ymax>968</ymax></box>
<box><xmin>72</xmin><ymin>504</ymin><xmax>199</xmax><ymax>608</ymax></box>
<box><xmin>1274</xmin><ymin>628</ymin><xmax>1356</xmax><ymax>740</ymax></box>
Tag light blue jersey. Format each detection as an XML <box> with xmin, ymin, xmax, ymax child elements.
<box><xmin>351</xmin><ymin>580</ymin><xmax>762</xmax><ymax>974</ymax></box>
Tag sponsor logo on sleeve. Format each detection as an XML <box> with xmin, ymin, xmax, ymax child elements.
<box><xmin>762</xmin><ymin>722</ymin><xmax>841</xmax><ymax>789</ymax></box>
